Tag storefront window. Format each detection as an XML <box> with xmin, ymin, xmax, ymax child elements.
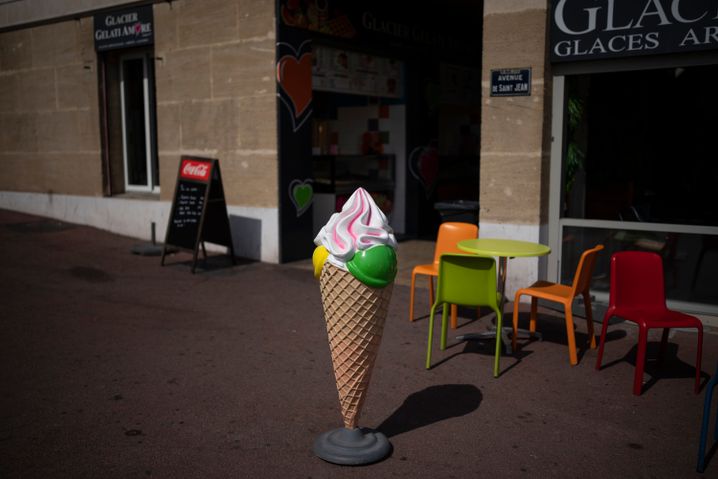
<box><xmin>559</xmin><ymin>65</ymin><xmax>718</xmax><ymax>311</ymax></box>
<box><xmin>562</xmin><ymin>226</ymin><xmax>718</xmax><ymax>308</ymax></box>
<box><xmin>563</xmin><ymin>65</ymin><xmax>718</xmax><ymax>226</ymax></box>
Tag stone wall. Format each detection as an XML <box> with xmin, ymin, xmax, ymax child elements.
<box><xmin>0</xmin><ymin>0</ymin><xmax>278</xmax><ymax>207</ymax></box>
<box><xmin>0</xmin><ymin>0</ymin><xmax>130</xmax><ymax>29</ymax></box>
<box><xmin>480</xmin><ymin>0</ymin><xmax>551</xmax><ymax>227</ymax></box>
<box><xmin>0</xmin><ymin>18</ymin><xmax>102</xmax><ymax>196</ymax></box>
<box><xmin>479</xmin><ymin>0</ymin><xmax>552</xmax><ymax>295</ymax></box>
<box><xmin>153</xmin><ymin>0</ymin><xmax>278</xmax><ymax>207</ymax></box>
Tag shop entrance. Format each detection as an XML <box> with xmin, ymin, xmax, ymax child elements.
<box><xmin>309</xmin><ymin>50</ymin><xmax>481</xmax><ymax>240</ymax></box>
<box><xmin>276</xmin><ymin>0</ymin><xmax>483</xmax><ymax>261</ymax></box>
<box><xmin>554</xmin><ymin>64</ymin><xmax>718</xmax><ymax>313</ymax></box>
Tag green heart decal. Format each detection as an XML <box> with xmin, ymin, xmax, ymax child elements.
<box><xmin>289</xmin><ymin>179</ymin><xmax>313</xmax><ymax>217</ymax></box>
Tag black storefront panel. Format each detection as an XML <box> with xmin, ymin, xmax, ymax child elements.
<box><xmin>550</xmin><ymin>0</ymin><xmax>718</xmax><ymax>62</ymax></box>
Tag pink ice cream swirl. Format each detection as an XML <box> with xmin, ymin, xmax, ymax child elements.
<box><xmin>314</xmin><ymin>188</ymin><xmax>397</xmax><ymax>270</ymax></box>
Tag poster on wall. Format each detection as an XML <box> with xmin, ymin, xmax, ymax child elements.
<box><xmin>279</xmin><ymin>0</ymin><xmax>357</xmax><ymax>39</ymax></box>
<box><xmin>312</xmin><ymin>45</ymin><xmax>403</xmax><ymax>98</ymax></box>
<box><xmin>276</xmin><ymin>23</ymin><xmax>315</xmax><ymax>263</ymax></box>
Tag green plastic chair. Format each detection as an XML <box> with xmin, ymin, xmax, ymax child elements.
<box><xmin>425</xmin><ymin>253</ymin><xmax>503</xmax><ymax>377</ymax></box>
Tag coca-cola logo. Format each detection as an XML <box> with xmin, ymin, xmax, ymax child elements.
<box><xmin>181</xmin><ymin>159</ymin><xmax>211</xmax><ymax>181</ymax></box>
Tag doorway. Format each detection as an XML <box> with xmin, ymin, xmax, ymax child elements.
<box><xmin>120</xmin><ymin>53</ymin><xmax>157</xmax><ymax>192</ymax></box>
<box><xmin>100</xmin><ymin>48</ymin><xmax>159</xmax><ymax>195</ymax></box>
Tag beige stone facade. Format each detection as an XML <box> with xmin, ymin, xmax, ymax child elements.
<box><xmin>473</xmin><ymin>0</ymin><xmax>553</xmax><ymax>299</ymax></box>
<box><xmin>0</xmin><ymin>0</ymin><xmax>278</xmax><ymax>204</ymax></box>
<box><xmin>0</xmin><ymin>0</ymin><xmax>552</xmax><ymax>267</ymax></box>
<box><xmin>480</xmin><ymin>0</ymin><xmax>551</xmax><ymax>228</ymax></box>
<box><xmin>0</xmin><ymin>0</ymin><xmax>280</xmax><ymax>261</ymax></box>
<box><xmin>0</xmin><ymin>18</ymin><xmax>102</xmax><ymax>196</ymax></box>
<box><xmin>153</xmin><ymin>0</ymin><xmax>278</xmax><ymax>207</ymax></box>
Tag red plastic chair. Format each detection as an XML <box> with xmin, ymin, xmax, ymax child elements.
<box><xmin>595</xmin><ymin>251</ymin><xmax>703</xmax><ymax>396</ymax></box>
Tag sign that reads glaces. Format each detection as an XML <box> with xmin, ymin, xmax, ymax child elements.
<box><xmin>490</xmin><ymin>68</ymin><xmax>531</xmax><ymax>97</ymax></box>
<box><xmin>551</xmin><ymin>0</ymin><xmax>718</xmax><ymax>62</ymax></box>
<box><xmin>94</xmin><ymin>6</ymin><xmax>154</xmax><ymax>52</ymax></box>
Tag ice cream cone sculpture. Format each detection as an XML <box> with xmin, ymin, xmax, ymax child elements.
<box><xmin>319</xmin><ymin>264</ymin><xmax>393</xmax><ymax>428</ymax></box>
<box><xmin>313</xmin><ymin>188</ymin><xmax>397</xmax><ymax>431</ymax></box>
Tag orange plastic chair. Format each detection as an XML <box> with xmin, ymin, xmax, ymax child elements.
<box><xmin>409</xmin><ymin>222</ymin><xmax>479</xmax><ymax>329</ymax></box>
<box><xmin>511</xmin><ymin>244</ymin><xmax>604</xmax><ymax>365</ymax></box>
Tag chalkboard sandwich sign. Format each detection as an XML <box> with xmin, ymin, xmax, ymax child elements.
<box><xmin>161</xmin><ymin>156</ymin><xmax>236</xmax><ymax>273</ymax></box>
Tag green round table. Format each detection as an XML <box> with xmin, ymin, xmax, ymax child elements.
<box><xmin>457</xmin><ymin>238</ymin><xmax>551</xmax><ymax>352</ymax></box>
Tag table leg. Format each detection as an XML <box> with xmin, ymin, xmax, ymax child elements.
<box><xmin>455</xmin><ymin>256</ymin><xmax>541</xmax><ymax>354</ymax></box>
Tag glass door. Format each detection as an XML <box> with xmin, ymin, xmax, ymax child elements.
<box><xmin>120</xmin><ymin>53</ymin><xmax>158</xmax><ymax>193</ymax></box>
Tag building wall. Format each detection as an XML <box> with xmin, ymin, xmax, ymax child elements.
<box><xmin>0</xmin><ymin>0</ymin><xmax>132</xmax><ymax>29</ymax></box>
<box><xmin>153</xmin><ymin>0</ymin><xmax>278</xmax><ymax>207</ymax></box>
<box><xmin>0</xmin><ymin>0</ymin><xmax>281</xmax><ymax>262</ymax></box>
<box><xmin>480</xmin><ymin>0</ymin><xmax>552</xmax><ymax>295</ymax></box>
<box><xmin>0</xmin><ymin>17</ymin><xmax>102</xmax><ymax>196</ymax></box>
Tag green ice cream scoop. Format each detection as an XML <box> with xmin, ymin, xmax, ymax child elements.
<box><xmin>346</xmin><ymin>245</ymin><xmax>397</xmax><ymax>288</ymax></box>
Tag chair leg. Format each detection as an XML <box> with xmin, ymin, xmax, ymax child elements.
<box><xmin>595</xmin><ymin>309</ymin><xmax>613</xmax><ymax>370</ymax></box>
<box><xmin>529</xmin><ymin>297</ymin><xmax>538</xmax><ymax>334</ymax></box>
<box><xmin>697</xmin><ymin>377</ymin><xmax>714</xmax><ymax>473</ymax></box>
<box><xmin>695</xmin><ymin>325</ymin><xmax>703</xmax><ymax>394</ymax></box>
<box><xmin>634</xmin><ymin>327</ymin><xmax>649</xmax><ymax>395</ymax></box>
<box><xmin>658</xmin><ymin>328</ymin><xmax>670</xmax><ymax>364</ymax></box>
<box><xmin>409</xmin><ymin>271</ymin><xmax>418</xmax><ymax>322</ymax></box>
<box><xmin>512</xmin><ymin>293</ymin><xmax>522</xmax><ymax>354</ymax></box>
<box><xmin>583</xmin><ymin>293</ymin><xmax>596</xmax><ymax>349</ymax></box>
<box><xmin>493</xmin><ymin>309</ymin><xmax>503</xmax><ymax>378</ymax></box>
<box><xmin>564</xmin><ymin>303</ymin><xmax>578</xmax><ymax>366</ymax></box>
<box><xmin>450</xmin><ymin>304</ymin><xmax>458</xmax><ymax>330</ymax></box>
<box><xmin>440</xmin><ymin>304</ymin><xmax>450</xmax><ymax>350</ymax></box>
<box><xmin>696</xmin><ymin>388</ymin><xmax>718</xmax><ymax>474</ymax></box>
<box><xmin>425</xmin><ymin>302</ymin><xmax>440</xmax><ymax>369</ymax></box>
<box><xmin>428</xmin><ymin>276</ymin><xmax>435</xmax><ymax>308</ymax></box>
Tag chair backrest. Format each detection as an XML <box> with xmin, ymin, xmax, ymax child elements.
<box><xmin>609</xmin><ymin>251</ymin><xmax>666</xmax><ymax>309</ymax></box>
<box><xmin>569</xmin><ymin>244</ymin><xmax>604</xmax><ymax>297</ymax></box>
<box><xmin>432</xmin><ymin>222</ymin><xmax>479</xmax><ymax>265</ymax></box>
<box><xmin>436</xmin><ymin>253</ymin><xmax>499</xmax><ymax>309</ymax></box>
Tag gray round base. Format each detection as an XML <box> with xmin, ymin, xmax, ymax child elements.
<box><xmin>313</xmin><ymin>427</ymin><xmax>392</xmax><ymax>466</ymax></box>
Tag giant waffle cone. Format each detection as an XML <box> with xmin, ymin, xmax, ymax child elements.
<box><xmin>319</xmin><ymin>262</ymin><xmax>393</xmax><ymax>429</ymax></box>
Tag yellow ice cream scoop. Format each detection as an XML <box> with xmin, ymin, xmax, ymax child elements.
<box><xmin>312</xmin><ymin>245</ymin><xmax>329</xmax><ymax>279</ymax></box>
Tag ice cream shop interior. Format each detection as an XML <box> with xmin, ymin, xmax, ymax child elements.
<box><xmin>276</xmin><ymin>0</ymin><xmax>483</xmax><ymax>261</ymax></box>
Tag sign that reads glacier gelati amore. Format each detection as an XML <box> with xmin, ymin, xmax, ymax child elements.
<box><xmin>94</xmin><ymin>5</ymin><xmax>154</xmax><ymax>52</ymax></box>
<box><xmin>550</xmin><ymin>0</ymin><xmax>718</xmax><ymax>62</ymax></box>
<box><xmin>490</xmin><ymin>68</ymin><xmax>531</xmax><ymax>97</ymax></box>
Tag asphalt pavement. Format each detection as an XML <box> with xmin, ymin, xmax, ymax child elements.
<box><xmin>1</xmin><ymin>208</ymin><xmax>716</xmax><ymax>478</ymax></box>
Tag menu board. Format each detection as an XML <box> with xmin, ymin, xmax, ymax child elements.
<box><xmin>162</xmin><ymin>157</ymin><xmax>235</xmax><ymax>273</ymax></box>
<box><xmin>167</xmin><ymin>181</ymin><xmax>207</xmax><ymax>249</ymax></box>
<box><xmin>312</xmin><ymin>45</ymin><xmax>403</xmax><ymax>98</ymax></box>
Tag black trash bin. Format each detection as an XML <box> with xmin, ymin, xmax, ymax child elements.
<box><xmin>434</xmin><ymin>200</ymin><xmax>479</xmax><ymax>224</ymax></box>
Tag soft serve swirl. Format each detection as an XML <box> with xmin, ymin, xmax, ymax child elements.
<box><xmin>314</xmin><ymin>188</ymin><xmax>397</xmax><ymax>270</ymax></box>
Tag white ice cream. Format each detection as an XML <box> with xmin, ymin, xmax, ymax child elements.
<box><xmin>314</xmin><ymin>188</ymin><xmax>397</xmax><ymax>270</ymax></box>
